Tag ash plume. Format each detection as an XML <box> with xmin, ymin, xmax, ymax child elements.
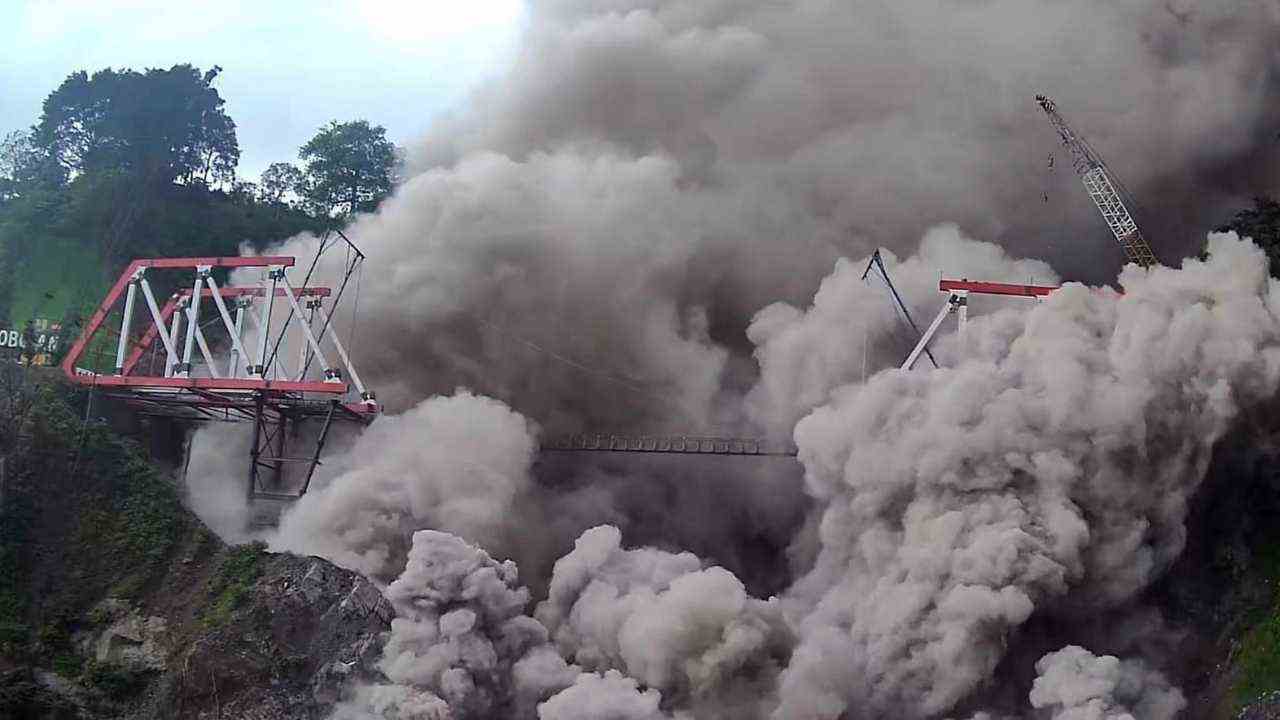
<box><xmin>746</xmin><ymin>224</ymin><xmax>1058</xmax><ymax>435</ymax></box>
<box><xmin>1028</xmin><ymin>646</ymin><xmax>1185</xmax><ymax>720</ymax></box>
<box><xmin>412</xmin><ymin>0</ymin><xmax>1280</xmax><ymax>281</ymax></box>
<box><xmin>537</xmin><ymin>671</ymin><xmax>673</xmax><ymax>720</ymax></box>
<box><xmin>272</xmin><ymin>391</ymin><xmax>539</xmax><ymax>580</ymax></box>
<box><xmin>221</xmin><ymin>232</ymin><xmax>1280</xmax><ymax>720</ymax></box>
<box><xmin>329</xmin><ymin>529</ymin><xmax>577</xmax><ymax>719</ymax></box>
<box><xmin>179</xmin><ymin>0</ymin><xmax>1280</xmax><ymax>717</ymax></box>
<box><xmin>535</xmin><ymin>525</ymin><xmax>792</xmax><ymax>719</ymax></box>
<box><xmin>252</xmin><ymin>0</ymin><xmax>1280</xmax><ymax>445</ymax></box>
<box><xmin>774</xmin><ymin>233</ymin><xmax>1280</xmax><ymax>718</ymax></box>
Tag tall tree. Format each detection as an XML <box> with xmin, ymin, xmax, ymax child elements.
<box><xmin>0</xmin><ymin>131</ymin><xmax>59</xmax><ymax>203</ymax></box>
<box><xmin>298</xmin><ymin>120</ymin><xmax>396</xmax><ymax>218</ymax></box>
<box><xmin>33</xmin><ymin>64</ymin><xmax>239</xmax><ymax>188</ymax></box>
<box><xmin>0</xmin><ymin>131</ymin><xmax>31</xmax><ymax>204</ymax></box>
<box><xmin>258</xmin><ymin>162</ymin><xmax>304</xmax><ymax>205</ymax></box>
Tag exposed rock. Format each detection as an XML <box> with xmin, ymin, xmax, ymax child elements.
<box><xmin>127</xmin><ymin>554</ymin><xmax>393</xmax><ymax>719</ymax></box>
<box><xmin>1239</xmin><ymin>691</ymin><xmax>1280</xmax><ymax>720</ymax></box>
<box><xmin>84</xmin><ymin>601</ymin><xmax>169</xmax><ymax>671</ymax></box>
<box><xmin>0</xmin><ymin>667</ymin><xmax>90</xmax><ymax>719</ymax></box>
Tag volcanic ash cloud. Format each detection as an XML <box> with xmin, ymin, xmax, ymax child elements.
<box><xmin>330</xmin><ymin>524</ymin><xmax>794</xmax><ymax>719</ymax></box>
<box><xmin>746</xmin><ymin>223</ymin><xmax>1058</xmax><ymax>435</ymax></box>
<box><xmin>536</xmin><ymin>524</ymin><xmax>792</xmax><ymax>719</ymax></box>
<box><xmin>329</xmin><ymin>529</ymin><xmax>578</xmax><ymax>719</ymax></box>
<box><xmin>1029</xmin><ymin>646</ymin><xmax>1185</xmax><ymax>720</ymax></box>
<box><xmin>272</xmin><ymin>391</ymin><xmax>539</xmax><ymax>580</ymax></box>
<box><xmin>772</xmin><ymin>232</ymin><xmax>1280</xmax><ymax>718</ymax></box>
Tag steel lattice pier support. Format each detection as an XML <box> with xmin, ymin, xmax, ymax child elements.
<box><xmin>246</xmin><ymin>395</ymin><xmax>345</xmax><ymax>500</ymax></box>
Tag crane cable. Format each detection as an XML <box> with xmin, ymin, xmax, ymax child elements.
<box><xmin>861</xmin><ymin>250</ymin><xmax>938</xmax><ymax>369</ymax></box>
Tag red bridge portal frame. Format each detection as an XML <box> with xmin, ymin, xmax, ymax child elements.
<box><xmin>62</xmin><ymin>255</ymin><xmax>378</xmax><ymax>501</ymax></box>
<box><xmin>901</xmin><ymin>278</ymin><xmax>1061</xmax><ymax>370</ymax></box>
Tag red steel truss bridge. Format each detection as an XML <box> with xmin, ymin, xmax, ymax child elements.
<box><xmin>61</xmin><ymin>247</ymin><xmax>377</xmax><ymax>501</ymax></box>
<box><xmin>61</xmin><ymin>244</ymin><xmax>795</xmax><ymax>507</ymax></box>
<box><xmin>62</xmin><ymin>243</ymin><xmax>1091</xmax><ymax>508</ymax></box>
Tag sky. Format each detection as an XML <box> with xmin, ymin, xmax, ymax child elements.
<box><xmin>0</xmin><ymin>0</ymin><xmax>527</xmax><ymax>179</ymax></box>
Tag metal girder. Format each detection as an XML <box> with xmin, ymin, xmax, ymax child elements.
<box><xmin>903</xmin><ymin>292</ymin><xmax>967</xmax><ymax>371</ymax></box>
<box><xmin>938</xmin><ymin>279</ymin><xmax>1059</xmax><ymax>297</ymax></box>
<box><xmin>65</xmin><ymin>254</ymin><xmax>379</xmax><ymax>508</ymax></box>
<box><xmin>77</xmin><ymin>374</ymin><xmax>348</xmax><ymax>393</ymax></box>
<box><xmin>542</xmin><ymin>433</ymin><xmax>797</xmax><ymax>457</ymax></box>
<box><xmin>902</xmin><ymin>278</ymin><xmax>1059</xmax><ymax>370</ymax></box>
<box><xmin>63</xmin><ymin>256</ymin><xmax>374</xmax><ymax>402</ymax></box>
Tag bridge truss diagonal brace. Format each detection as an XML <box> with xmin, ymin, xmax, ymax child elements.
<box><xmin>59</xmin><ymin>256</ymin><xmax>373</xmax><ymax>399</ymax></box>
<box><xmin>64</xmin><ymin>255</ymin><xmax>382</xmax><ymax>511</ymax></box>
<box><xmin>61</xmin><ymin>256</ymin><xmax>296</xmax><ymax>382</ymax></box>
<box><xmin>277</xmin><ymin>273</ymin><xmax>338</xmax><ymax>382</ymax></box>
<box><xmin>202</xmin><ymin>270</ymin><xmax>255</xmax><ymax>378</ymax></box>
<box><xmin>902</xmin><ymin>291</ymin><xmax>967</xmax><ymax>371</ymax></box>
<box><xmin>138</xmin><ymin>274</ymin><xmax>181</xmax><ymax>374</ymax></box>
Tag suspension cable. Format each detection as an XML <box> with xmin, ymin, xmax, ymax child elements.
<box><xmin>263</xmin><ymin>231</ymin><xmax>333</xmax><ymax>376</ymax></box>
<box><xmin>349</xmin><ymin>257</ymin><xmax>364</xmax><ymax>363</ymax></box>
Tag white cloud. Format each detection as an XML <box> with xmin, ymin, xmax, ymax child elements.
<box><xmin>18</xmin><ymin>0</ymin><xmax>248</xmax><ymax>44</ymax></box>
<box><xmin>353</xmin><ymin>0</ymin><xmax>525</xmax><ymax>47</ymax></box>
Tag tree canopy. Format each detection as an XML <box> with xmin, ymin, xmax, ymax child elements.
<box><xmin>258</xmin><ymin>162</ymin><xmax>304</xmax><ymax>205</ymax></box>
<box><xmin>298</xmin><ymin>120</ymin><xmax>397</xmax><ymax>218</ymax></box>
<box><xmin>0</xmin><ymin>131</ymin><xmax>34</xmax><ymax>202</ymax></box>
<box><xmin>33</xmin><ymin>64</ymin><xmax>239</xmax><ymax>188</ymax></box>
<box><xmin>1217</xmin><ymin>197</ymin><xmax>1280</xmax><ymax>277</ymax></box>
<box><xmin>0</xmin><ymin>64</ymin><xmax>406</xmax><ymax>329</ymax></box>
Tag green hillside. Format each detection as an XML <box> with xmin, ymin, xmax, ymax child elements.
<box><xmin>8</xmin><ymin>236</ymin><xmax>107</xmax><ymax>328</ymax></box>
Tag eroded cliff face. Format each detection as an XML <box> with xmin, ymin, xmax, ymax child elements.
<box><xmin>133</xmin><ymin>552</ymin><xmax>394</xmax><ymax>719</ymax></box>
<box><xmin>7</xmin><ymin>359</ymin><xmax>1280</xmax><ymax>719</ymax></box>
<box><xmin>0</xmin><ymin>380</ymin><xmax>394</xmax><ymax>719</ymax></box>
<box><xmin>3</xmin><ymin>535</ymin><xmax>394</xmax><ymax>719</ymax></box>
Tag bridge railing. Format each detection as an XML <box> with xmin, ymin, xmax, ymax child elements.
<box><xmin>542</xmin><ymin>433</ymin><xmax>797</xmax><ymax>456</ymax></box>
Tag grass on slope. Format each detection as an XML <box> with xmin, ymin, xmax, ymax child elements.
<box><xmin>0</xmin><ymin>377</ymin><xmax>188</xmax><ymax>657</ymax></box>
<box><xmin>8</xmin><ymin>236</ymin><xmax>106</xmax><ymax>328</ymax></box>
<box><xmin>202</xmin><ymin>542</ymin><xmax>267</xmax><ymax>628</ymax></box>
<box><xmin>1230</xmin><ymin>534</ymin><xmax>1280</xmax><ymax>711</ymax></box>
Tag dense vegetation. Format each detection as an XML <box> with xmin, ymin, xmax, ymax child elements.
<box><xmin>0</xmin><ymin>365</ymin><xmax>345</xmax><ymax>716</ymax></box>
<box><xmin>0</xmin><ymin>64</ymin><xmax>400</xmax><ymax>714</ymax></box>
<box><xmin>0</xmin><ymin>63</ymin><xmax>398</xmax><ymax>332</ymax></box>
<box><xmin>0</xmin><ymin>364</ymin><xmax>186</xmax><ymax>654</ymax></box>
<box><xmin>0</xmin><ymin>364</ymin><xmax>192</xmax><ymax>720</ymax></box>
<box><xmin>1218</xmin><ymin>198</ymin><xmax>1280</xmax><ymax>279</ymax></box>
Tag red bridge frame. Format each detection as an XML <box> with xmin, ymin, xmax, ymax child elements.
<box><xmin>60</xmin><ymin>257</ymin><xmax>365</xmax><ymax>397</ymax></box>
<box><xmin>62</xmin><ymin>255</ymin><xmax>378</xmax><ymax>502</ymax></box>
<box><xmin>902</xmin><ymin>277</ymin><xmax>1061</xmax><ymax>370</ymax></box>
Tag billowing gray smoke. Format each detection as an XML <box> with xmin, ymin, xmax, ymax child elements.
<box><xmin>329</xmin><ymin>526</ymin><xmax>748</xmax><ymax>720</ymax></box>
<box><xmin>773</xmin><ymin>233</ymin><xmax>1280</xmax><ymax>718</ymax></box>
<box><xmin>272</xmin><ymin>391</ymin><xmax>538</xmax><ymax>580</ymax></box>
<box><xmin>330</xmin><ymin>529</ymin><xmax>576</xmax><ymax>719</ymax></box>
<box><xmin>414</xmin><ymin>0</ymin><xmax>1280</xmax><ymax>281</ymax></box>
<box><xmin>263</xmin><ymin>0</ymin><xmax>1280</xmax><ymax>429</ymax></box>
<box><xmin>316</xmin><ymin>233</ymin><xmax>1280</xmax><ymax>720</ymax></box>
<box><xmin>746</xmin><ymin>224</ymin><xmax>1058</xmax><ymax>435</ymax></box>
<box><xmin>535</xmin><ymin>525</ymin><xmax>792</xmax><ymax>718</ymax></box>
<box><xmin>1028</xmin><ymin>646</ymin><xmax>1185</xmax><ymax>720</ymax></box>
<box><xmin>181</xmin><ymin>0</ymin><xmax>1280</xmax><ymax>717</ymax></box>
